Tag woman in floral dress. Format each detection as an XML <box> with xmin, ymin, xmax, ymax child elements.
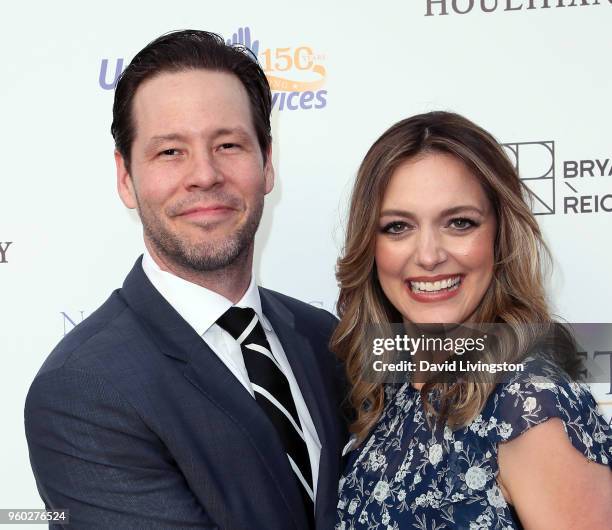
<box><xmin>333</xmin><ymin>112</ymin><xmax>612</xmax><ymax>529</ymax></box>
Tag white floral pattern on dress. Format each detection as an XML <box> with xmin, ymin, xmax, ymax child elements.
<box><xmin>336</xmin><ymin>357</ymin><xmax>612</xmax><ymax>529</ymax></box>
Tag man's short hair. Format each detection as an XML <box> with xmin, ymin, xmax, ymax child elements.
<box><xmin>111</xmin><ymin>29</ymin><xmax>272</xmax><ymax>172</ymax></box>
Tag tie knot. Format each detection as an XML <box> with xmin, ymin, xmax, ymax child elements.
<box><xmin>216</xmin><ymin>306</ymin><xmax>258</xmax><ymax>342</ymax></box>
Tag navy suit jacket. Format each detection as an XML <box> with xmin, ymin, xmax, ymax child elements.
<box><xmin>25</xmin><ymin>258</ymin><xmax>347</xmax><ymax>529</ymax></box>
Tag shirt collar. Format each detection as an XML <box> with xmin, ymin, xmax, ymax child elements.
<box><xmin>141</xmin><ymin>249</ymin><xmax>270</xmax><ymax>336</ymax></box>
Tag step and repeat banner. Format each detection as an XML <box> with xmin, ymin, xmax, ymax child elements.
<box><xmin>1</xmin><ymin>0</ymin><xmax>611</xmax><ymax>516</ymax></box>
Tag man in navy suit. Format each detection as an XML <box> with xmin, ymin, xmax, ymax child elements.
<box><xmin>25</xmin><ymin>30</ymin><xmax>346</xmax><ymax>529</ymax></box>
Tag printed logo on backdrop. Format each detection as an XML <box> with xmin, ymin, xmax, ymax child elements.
<box><xmin>503</xmin><ymin>142</ymin><xmax>556</xmax><ymax>215</ymax></box>
<box><xmin>60</xmin><ymin>302</ymin><xmax>331</xmax><ymax>337</ymax></box>
<box><xmin>61</xmin><ymin>311</ymin><xmax>86</xmax><ymax>336</ymax></box>
<box><xmin>99</xmin><ymin>26</ymin><xmax>327</xmax><ymax>111</ymax></box>
<box><xmin>502</xmin><ymin>141</ymin><xmax>612</xmax><ymax>215</ymax></box>
<box><xmin>425</xmin><ymin>0</ymin><xmax>611</xmax><ymax>16</ymax></box>
<box><xmin>0</xmin><ymin>241</ymin><xmax>13</xmax><ymax>264</ymax></box>
<box><xmin>226</xmin><ymin>27</ymin><xmax>327</xmax><ymax>111</ymax></box>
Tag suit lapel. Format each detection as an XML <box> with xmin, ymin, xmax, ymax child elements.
<box><xmin>260</xmin><ymin>289</ymin><xmax>340</xmax><ymax>526</ymax></box>
<box><xmin>120</xmin><ymin>259</ymin><xmax>308</xmax><ymax>529</ymax></box>
<box><xmin>181</xmin><ymin>353</ymin><xmax>308</xmax><ymax>530</ymax></box>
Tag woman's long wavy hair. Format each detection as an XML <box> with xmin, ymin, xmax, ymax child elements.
<box><xmin>332</xmin><ymin>111</ymin><xmax>581</xmax><ymax>445</ymax></box>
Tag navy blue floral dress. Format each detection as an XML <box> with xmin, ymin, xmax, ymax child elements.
<box><xmin>336</xmin><ymin>358</ymin><xmax>612</xmax><ymax>529</ymax></box>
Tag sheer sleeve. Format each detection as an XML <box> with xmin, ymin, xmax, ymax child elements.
<box><xmin>481</xmin><ymin>358</ymin><xmax>611</xmax><ymax>467</ymax></box>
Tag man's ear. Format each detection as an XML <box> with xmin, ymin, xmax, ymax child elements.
<box><xmin>264</xmin><ymin>145</ymin><xmax>275</xmax><ymax>195</ymax></box>
<box><xmin>115</xmin><ymin>150</ymin><xmax>137</xmax><ymax>209</ymax></box>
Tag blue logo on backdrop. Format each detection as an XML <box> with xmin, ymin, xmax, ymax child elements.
<box><xmin>99</xmin><ymin>27</ymin><xmax>328</xmax><ymax>111</ymax></box>
<box><xmin>225</xmin><ymin>26</ymin><xmax>259</xmax><ymax>57</ymax></box>
<box><xmin>99</xmin><ymin>58</ymin><xmax>124</xmax><ymax>90</ymax></box>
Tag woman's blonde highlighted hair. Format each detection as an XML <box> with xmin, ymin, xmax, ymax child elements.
<box><xmin>332</xmin><ymin>111</ymin><xmax>580</xmax><ymax>444</ymax></box>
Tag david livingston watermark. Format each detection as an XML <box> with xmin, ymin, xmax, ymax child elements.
<box><xmin>364</xmin><ymin>322</ymin><xmax>612</xmax><ymax>386</ymax></box>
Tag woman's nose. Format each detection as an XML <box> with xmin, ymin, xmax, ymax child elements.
<box><xmin>414</xmin><ymin>229</ymin><xmax>447</xmax><ymax>270</ymax></box>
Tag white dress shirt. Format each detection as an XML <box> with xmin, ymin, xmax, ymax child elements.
<box><xmin>141</xmin><ymin>250</ymin><xmax>321</xmax><ymax>500</ymax></box>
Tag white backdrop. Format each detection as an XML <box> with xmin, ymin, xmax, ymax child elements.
<box><xmin>1</xmin><ymin>0</ymin><xmax>611</xmax><ymax>518</ymax></box>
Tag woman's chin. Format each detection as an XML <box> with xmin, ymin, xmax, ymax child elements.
<box><xmin>402</xmin><ymin>312</ymin><xmax>463</xmax><ymax>327</ymax></box>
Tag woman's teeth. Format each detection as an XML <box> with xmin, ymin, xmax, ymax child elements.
<box><xmin>409</xmin><ymin>276</ymin><xmax>461</xmax><ymax>293</ymax></box>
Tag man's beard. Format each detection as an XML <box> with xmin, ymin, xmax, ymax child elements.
<box><xmin>135</xmin><ymin>191</ymin><xmax>264</xmax><ymax>272</ymax></box>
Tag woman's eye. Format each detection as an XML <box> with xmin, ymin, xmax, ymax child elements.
<box><xmin>449</xmin><ymin>218</ymin><xmax>476</xmax><ymax>230</ymax></box>
<box><xmin>381</xmin><ymin>221</ymin><xmax>409</xmax><ymax>235</ymax></box>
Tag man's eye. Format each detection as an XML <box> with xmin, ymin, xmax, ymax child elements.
<box><xmin>449</xmin><ymin>218</ymin><xmax>476</xmax><ymax>230</ymax></box>
<box><xmin>219</xmin><ymin>143</ymin><xmax>239</xmax><ymax>150</ymax></box>
<box><xmin>159</xmin><ymin>148</ymin><xmax>180</xmax><ymax>156</ymax></box>
<box><xmin>381</xmin><ymin>221</ymin><xmax>409</xmax><ymax>235</ymax></box>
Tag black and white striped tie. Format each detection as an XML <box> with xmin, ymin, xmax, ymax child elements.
<box><xmin>216</xmin><ymin>307</ymin><xmax>315</xmax><ymax>527</ymax></box>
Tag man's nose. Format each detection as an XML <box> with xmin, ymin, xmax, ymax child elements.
<box><xmin>414</xmin><ymin>229</ymin><xmax>447</xmax><ymax>271</ymax></box>
<box><xmin>184</xmin><ymin>151</ymin><xmax>223</xmax><ymax>190</ymax></box>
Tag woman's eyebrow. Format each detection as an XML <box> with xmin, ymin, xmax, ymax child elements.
<box><xmin>379</xmin><ymin>205</ymin><xmax>484</xmax><ymax>218</ymax></box>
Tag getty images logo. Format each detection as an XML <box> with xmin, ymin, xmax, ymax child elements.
<box><xmin>503</xmin><ymin>141</ymin><xmax>612</xmax><ymax>215</ymax></box>
<box><xmin>99</xmin><ymin>27</ymin><xmax>327</xmax><ymax>111</ymax></box>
